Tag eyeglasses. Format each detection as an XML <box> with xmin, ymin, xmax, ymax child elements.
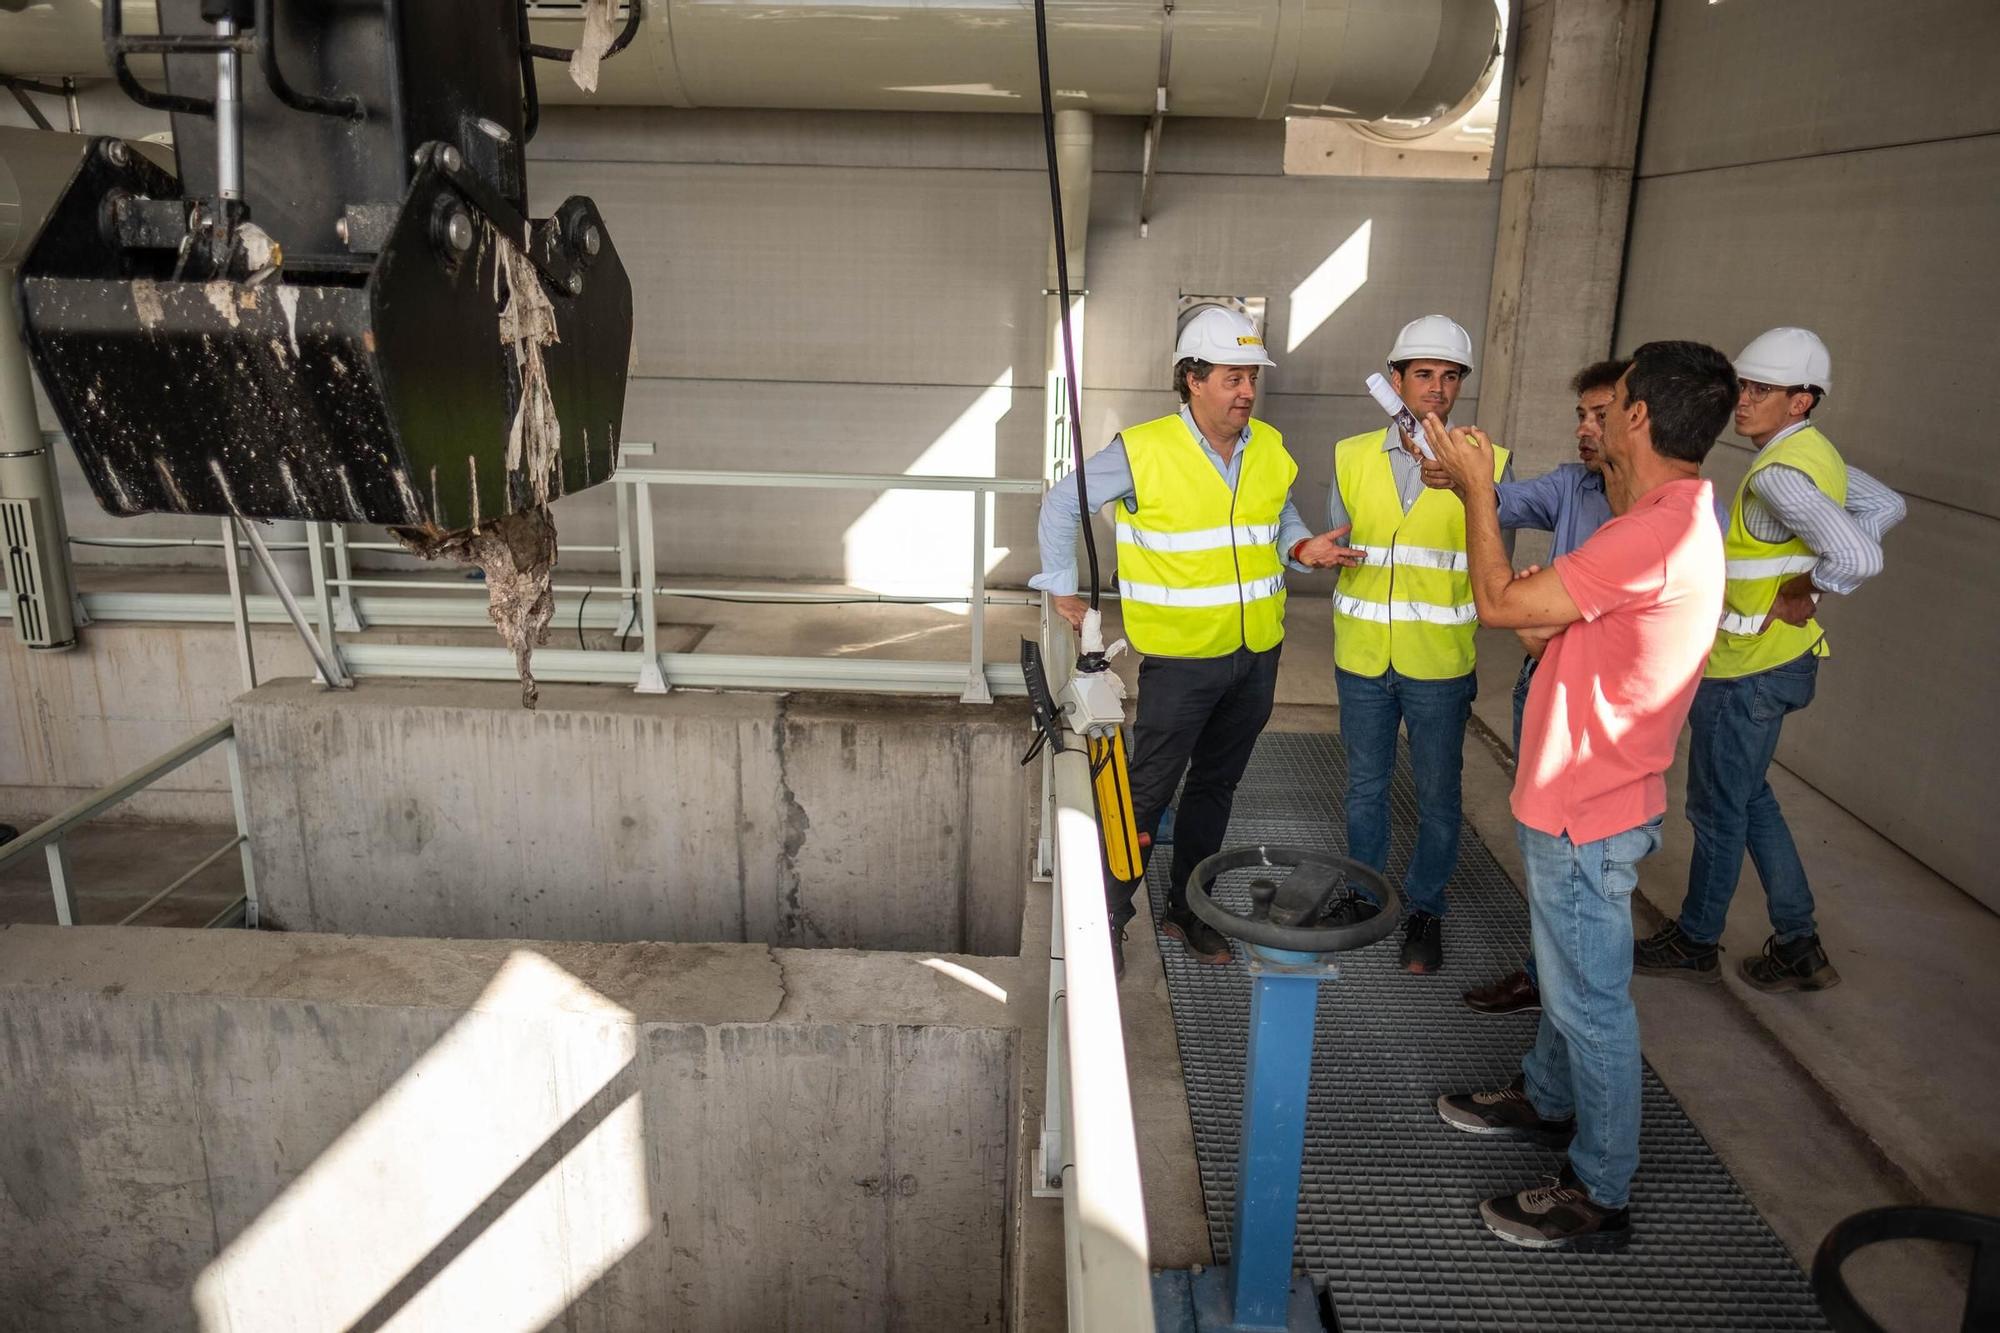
<box><xmin>1737</xmin><ymin>379</ymin><xmax>1802</xmax><ymax>402</ymax></box>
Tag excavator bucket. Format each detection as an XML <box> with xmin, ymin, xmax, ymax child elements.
<box><xmin>12</xmin><ymin>0</ymin><xmax>634</xmax><ymax>530</ymax></box>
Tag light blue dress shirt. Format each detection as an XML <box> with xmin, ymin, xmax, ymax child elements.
<box><xmin>1030</xmin><ymin>407</ymin><xmax>1315</xmax><ymax>596</ymax></box>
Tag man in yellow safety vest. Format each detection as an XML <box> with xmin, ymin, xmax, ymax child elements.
<box><xmin>1032</xmin><ymin>306</ymin><xmax>1361</xmax><ymax>976</ymax></box>
<box><xmin>1634</xmin><ymin>327</ymin><xmax>1904</xmax><ymax>992</ymax></box>
<box><xmin>1327</xmin><ymin>315</ymin><xmax>1511</xmax><ymax>975</ymax></box>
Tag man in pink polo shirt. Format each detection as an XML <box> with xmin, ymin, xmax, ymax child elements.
<box><xmin>1422</xmin><ymin>340</ymin><xmax>1734</xmax><ymax>1252</ymax></box>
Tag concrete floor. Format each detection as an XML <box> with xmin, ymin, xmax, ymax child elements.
<box><xmin>0</xmin><ymin>821</ymin><xmax>245</xmax><ymax>928</ymax></box>
<box><xmin>12</xmin><ymin>580</ymin><xmax>1994</xmax><ymax>1327</ymax></box>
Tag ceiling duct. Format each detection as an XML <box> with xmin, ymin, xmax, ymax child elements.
<box><xmin>2</xmin><ymin>1</ymin><xmax>1501</xmax><ymax>132</ymax></box>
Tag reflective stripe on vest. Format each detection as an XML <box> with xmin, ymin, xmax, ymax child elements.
<box><xmin>1718</xmin><ymin>611</ymin><xmax>1768</xmax><ymax>636</ymax></box>
<box><xmin>1113</xmin><ymin>413</ymin><xmax>1298</xmax><ymax>658</ymax></box>
<box><xmin>1330</xmin><ymin>428</ymin><xmax>1508</xmax><ymax>680</ymax></box>
<box><xmin>1331</xmin><ymin>592</ymin><xmax>1479</xmax><ymax>626</ymax></box>
<box><xmin>1124</xmin><ymin>573</ymin><xmax>1286</xmax><ymax>608</ymax></box>
<box><xmin>1724</xmin><ymin>554</ymin><xmax>1819</xmax><ymax>580</ymax></box>
<box><xmin>1707</xmin><ymin>424</ymin><xmax>1848</xmax><ymax>680</ymax></box>
<box><xmin>1115</xmin><ymin>521</ymin><xmax>1281</xmax><ymax>553</ymax></box>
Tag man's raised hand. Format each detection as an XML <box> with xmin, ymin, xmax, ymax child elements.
<box><xmin>1423</xmin><ymin>412</ymin><xmax>1498</xmax><ymax>496</ymax></box>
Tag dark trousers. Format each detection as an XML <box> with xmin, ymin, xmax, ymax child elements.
<box><xmin>1115</xmin><ymin>645</ymin><xmax>1281</xmax><ymax>930</ymax></box>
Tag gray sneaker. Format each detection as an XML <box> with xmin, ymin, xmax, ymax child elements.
<box><xmin>1436</xmin><ymin>1075</ymin><xmax>1576</xmax><ymax>1148</ymax></box>
<box><xmin>1480</xmin><ymin>1165</ymin><xmax>1631</xmax><ymax>1252</ymax></box>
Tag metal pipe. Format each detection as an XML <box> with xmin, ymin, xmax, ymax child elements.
<box><xmin>1045</xmin><ymin>111</ymin><xmax>1092</xmax><ymax>485</ymax></box>
<box><xmin>961</xmin><ymin>486</ymin><xmax>992</xmax><ymax>704</ymax></box>
<box><xmin>219</xmin><ymin>516</ymin><xmax>257</xmax><ymax>691</ymax></box>
<box><xmin>0</xmin><ymin>719</ymin><xmax>237</xmax><ymax>874</ymax></box>
<box><xmin>10</xmin><ymin>2</ymin><xmax>1501</xmax><ymax>133</ymax></box>
<box><xmin>328</xmin><ymin>577</ymin><xmax>639</xmax><ymax>594</ymax></box>
<box><xmin>213</xmin><ymin>14</ymin><xmax>243</xmax><ymax>203</ymax></box>
<box><xmin>223</xmin><ymin>735</ymin><xmax>259</xmax><ymax>927</ymax></box>
<box><xmin>237</xmin><ymin>518</ymin><xmax>350</xmax><ymax>687</ymax></box>
<box><xmin>115</xmin><ymin>833</ymin><xmax>247</xmax><ymax>926</ymax></box>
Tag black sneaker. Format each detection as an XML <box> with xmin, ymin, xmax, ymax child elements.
<box><xmin>1436</xmin><ymin>1075</ymin><xmax>1575</xmax><ymax>1147</ymax></box>
<box><xmin>1110</xmin><ymin>925</ymin><xmax>1127</xmax><ymax>982</ymax></box>
<box><xmin>1400</xmin><ymin>912</ymin><xmax>1443</xmax><ymax>974</ymax></box>
<box><xmin>1463</xmin><ymin>969</ymin><xmax>1541</xmax><ymax>1015</ymax></box>
<box><xmin>1633</xmin><ymin>920</ymin><xmax>1721</xmax><ymax>983</ymax></box>
<box><xmin>1161</xmin><ymin>908</ymin><xmax>1232</xmax><ymax>966</ymax></box>
<box><xmin>1479</xmin><ymin>1165</ymin><xmax>1632</xmax><ymax>1252</ymax></box>
<box><xmin>1741</xmin><ymin>933</ymin><xmax>1841</xmax><ymax>992</ymax></box>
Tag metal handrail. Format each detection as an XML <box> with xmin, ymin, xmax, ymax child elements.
<box><xmin>0</xmin><ymin>718</ymin><xmax>260</xmax><ymax>929</ymax></box>
<box><xmin>27</xmin><ymin>436</ymin><xmax>1054</xmax><ymax>698</ymax></box>
<box><xmin>0</xmin><ymin>719</ymin><xmax>235</xmax><ymax>867</ymax></box>
<box><xmin>1037</xmin><ymin>607</ymin><xmax>1155</xmax><ymax>1330</ymax></box>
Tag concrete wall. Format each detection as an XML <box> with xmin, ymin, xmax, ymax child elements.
<box><xmin>1613</xmin><ymin>0</ymin><xmax>2000</xmax><ymax>900</ymax></box>
<box><xmin>5</xmin><ymin>89</ymin><xmax>1499</xmax><ymax>598</ymax></box>
<box><xmin>0</xmin><ymin>925</ymin><xmax>1018</xmax><ymax>1332</ymax></box>
<box><xmin>233</xmin><ymin>680</ymin><xmax>1029</xmax><ymax>954</ymax></box>
<box><xmin>528</xmin><ymin>110</ymin><xmax>1499</xmax><ymax>598</ymax></box>
<box><xmin>1</xmin><ymin>622</ymin><xmax>318</xmax><ymax>826</ymax></box>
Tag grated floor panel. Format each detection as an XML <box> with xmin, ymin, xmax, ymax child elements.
<box><xmin>1146</xmin><ymin>731</ymin><xmax>1827</xmax><ymax>1330</ymax></box>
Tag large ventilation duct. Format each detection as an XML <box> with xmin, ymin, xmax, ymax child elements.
<box><xmin>2</xmin><ymin>1</ymin><xmax>1502</xmax><ymax>135</ymax></box>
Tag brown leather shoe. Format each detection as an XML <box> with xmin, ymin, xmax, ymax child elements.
<box><xmin>1463</xmin><ymin>969</ymin><xmax>1541</xmax><ymax>1015</ymax></box>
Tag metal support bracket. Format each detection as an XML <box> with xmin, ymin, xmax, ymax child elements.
<box><xmin>1139</xmin><ymin>1</ymin><xmax>1175</xmax><ymax>238</ymax></box>
<box><xmin>241</xmin><ymin>518</ymin><xmax>351</xmax><ymax>688</ymax></box>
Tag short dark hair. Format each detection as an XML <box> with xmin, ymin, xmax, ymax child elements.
<box><xmin>1173</xmin><ymin>356</ymin><xmax>1214</xmax><ymax>404</ymax></box>
<box><xmin>1570</xmin><ymin>358</ymin><xmax>1632</xmax><ymax>396</ymax></box>
<box><xmin>1621</xmin><ymin>340</ymin><xmax>1737</xmax><ymax>464</ymax></box>
<box><xmin>1388</xmin><ymin>359</ymin><xmax>1467</xmax><ymax>377</ymax></box>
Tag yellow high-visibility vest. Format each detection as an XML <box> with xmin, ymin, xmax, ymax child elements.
<box><xmin>1707</xmin><ymin>424</ymin><xmax>1848</xmax><ymax>679</ymax></box>
<box><xmin>1332</xmin><ymin>427</ymin><xmax>1508</xmax><ymax>680</ymax></box>
<box><xmin>1113</xmin><ymin>414</ymin><xmax>1297</xmax><ymax>659</ymax></box>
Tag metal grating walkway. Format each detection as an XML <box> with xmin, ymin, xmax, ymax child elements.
<box><xmin>1146</xmin><ymin>731</ymin><xmax>1828</xmax><ymax>1330</ymax></box>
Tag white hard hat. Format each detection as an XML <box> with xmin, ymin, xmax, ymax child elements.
<box><xmin>1387</xmin><ymin>314</ymin><xmax>1475</xmax><ymax>372</ymax></box>
<box><xmin>1733</xmin><ymin>326</ymin><xmax>1831</xmax><ymax>394</ymax></box>
<box><xmin>1173</xmin><ymin>306</ymin><xmax>1277</xmax><ymax>369</ymax></box>
<box><xmin>1384</xmin><ymin>314</ymin><xmax>1480</xmax><ymax>370</ymax></box>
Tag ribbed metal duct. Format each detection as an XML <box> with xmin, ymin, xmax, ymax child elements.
<box><xmin>2</xmin><ymin>1</ymin><xmax>1500</xmax><ymax>132</ymax></box>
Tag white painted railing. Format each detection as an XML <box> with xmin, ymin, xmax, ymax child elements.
<box><xmin>1035</xmin><ymin>611</ymin><xmax>1155</xmax><ymax>1330</ymax></box>
<box><xmin>0</xmin><ymin>718</ymin><xmax>257</xmax><ymax>929</ymax></box>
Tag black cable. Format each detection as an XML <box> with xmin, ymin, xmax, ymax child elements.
<box><xmin>1032</xmin><ymin>0</ymin><xmax>1099</xmax><ymax>614</ymax></box>
<box><xmin>577</xmin><ymin>586</ymin><xmax>592</xmax><ymax>649</ymax></box>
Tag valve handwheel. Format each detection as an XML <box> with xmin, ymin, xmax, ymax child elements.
<box><xmin>1186</xmin><ymin>845</ymin><xmax>1401</xmax><ymax>954</ymax></box>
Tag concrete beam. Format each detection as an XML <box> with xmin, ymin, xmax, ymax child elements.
<box><xmin>231</xmin><ymin>679</ymin><xmax>1031</xmax><ymax>954</ymax></box>
<box><xmin>1478</xmin><ymin>0</ymin><xmax>1655</xmax><ymax>472</ymax></box>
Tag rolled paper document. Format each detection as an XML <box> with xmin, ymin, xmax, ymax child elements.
<box><xmin>1365</xmin><ymin>372</ymin><xmax>1435</xmax><ymax>460</ymax></box>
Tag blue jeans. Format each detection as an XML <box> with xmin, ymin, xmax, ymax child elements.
<box><xmin>1517</xmin><ymin>815</ymin><xmax>1662</xmax><ymax>1210</ymax></box>
<box><xmin>1681</xmin><ymin>652</ymin><xmax>1820</xmax><ymax>946</ymax></box>
<box><xmin>1336</xmin><ymin>667</ymin><xmax>1476</xmax><ymax>919</ymax></box>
